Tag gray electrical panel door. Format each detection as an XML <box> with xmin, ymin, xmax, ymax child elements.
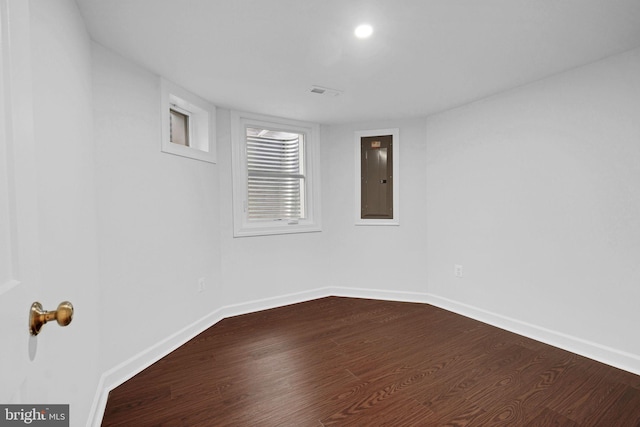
<box><xmin>361</xmin><ymin>135</ymin><xmax>393</xmax><ymax>219</ymax></box>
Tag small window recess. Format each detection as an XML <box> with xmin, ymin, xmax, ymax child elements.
<box><xmin>354</xmin><ymin>128</ymin><xmax>400</xmax><ymax>226</ymax></box>
<box><xmin>160</xmin><ymin>78</ymin><xmax>216</xmax><ymax>163</ymax></box>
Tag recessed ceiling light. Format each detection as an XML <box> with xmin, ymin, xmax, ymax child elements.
<box><xmin>354</xmin><ymin>24</ymin><xmax>373</xmax><ymax>39</ymax></box>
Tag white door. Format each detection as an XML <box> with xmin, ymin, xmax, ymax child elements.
<box><xmin>1</xmin><ymin>0</ymin><xmax>39</xmax><ymax>403</ymax></box>
<box><xmin>0</xmin><ymin>0</ymin><xmax>62</xmax><ymax>406</ymax></box>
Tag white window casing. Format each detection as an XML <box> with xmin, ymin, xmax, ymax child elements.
<box><xmin>231</xmin><ymin>111</ymin><xmax>321</xmax><ymax>237</ymax></box>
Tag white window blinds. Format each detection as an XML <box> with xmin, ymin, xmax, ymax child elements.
<box><xmin>246</xmin><ymin>128</ymin><xmax>306</xmax><ymax>221</ymax></box>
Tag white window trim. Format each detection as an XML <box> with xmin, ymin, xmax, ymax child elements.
<box><xmin>160</xmin><ymin>78</ymin><xmax>216</xmax><ymax>163</ymax></box>
<box><xmin>354</xmin><ymin>128</ymin><xmax>400</xmax><ymax>226</ymax></box>
<box><xmin>231</xmin><ymin>111</ymin><xmax>322</xmax><ymax>237</ymax></box>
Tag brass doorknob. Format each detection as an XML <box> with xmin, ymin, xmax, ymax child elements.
<box><xmin>29</xmin><ymin>301</ymin><xmax>74</xmax><ymax>336</ymax></box>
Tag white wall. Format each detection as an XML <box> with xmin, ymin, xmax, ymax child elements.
<box><xmin>30</xmin><ymin>2</ymin><xmax>640</xmax><ymax>421</ymax></box>
<box><xmin>29</xmin><ymin>0</ymin><xmax>100</xmax><ymax>423</ymax></box>
<box><xmin>217</xmin><ymin>108</ymin><xmax>329</xmax><ymax>305</ymax></box>
<box><xmin>92</xmin><ymin>44</ymin><xmax>222</xmax><ymax>372</ymax></box>
<box><xmin>325</xmin><ymin>118</ymin><xmax>428</xmax><ymax>293</ymax></box>
<box><xmin>73</xmin><ymin>19</ymin><xmax>640</xmax><ymax>423</ymax></box>
<box><xmin>91</xmin><ymin>42</ymin><xmax>331</xmax><ymax>381</ymax></box>
<box><xmin>425</xmin><ymin>48</ymin><xmax>640</xmax><ymax>366</ymax></box>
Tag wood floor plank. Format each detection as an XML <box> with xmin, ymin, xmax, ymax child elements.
<box><xmin>588</xmin><ymin>384</ymin><xmax>640</xmax><ymax>426</ymax></box>
<box><xmin>524</xmin><ymin>407</ymin><xmax>580</xmax><ymax>426</ymax></box>
<box><xmin>101</xmin><ymin>297</ymin><xmax>640</xmax><ymax>426</ymax></box>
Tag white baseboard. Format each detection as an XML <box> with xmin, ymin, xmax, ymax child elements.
<box><xmin>329</xmin><ymin>286</ymin><xmax>429</xmax><ymax>303</ymax></box>
<box><xmin>86</xmin><ymin>287</ymin><xmax>332</xmax><ymax>427</ymax></box>
<box><xmin>330</xmin><ymin>286</ymin><xmax>640</xmax><ymax>376</ymax></box>
<box><xmin>88</xmin><ymin>286</ymin><xmax>640</xmax><ymax>426</ymax></box>
<box><xmin>422</xmin><ymin>292</ymin><xmax>640</xmax><ymax>377</ymax></box>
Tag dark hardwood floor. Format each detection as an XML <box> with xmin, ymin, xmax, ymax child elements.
<box><xmin>102</xmin><ymin>297</ymin><xmax>640</xmax><ymax>426</ymax></box>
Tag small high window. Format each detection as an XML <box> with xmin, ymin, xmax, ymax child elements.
<box><xmin>160</xmin><ymin>78</ymin><xmax>216</xmax><ymax>163</ymax></box>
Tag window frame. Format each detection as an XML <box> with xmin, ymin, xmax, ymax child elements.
<box><xmin>169</xmin><ymin>106</ymin><xmax>191</xmax><ymax>147</ymax></box>
<box><xmin>231</xmin><ymin>111</ymin><xmax>321</xmax><ymax>237</ymax></box>
<box><xmin>354</xmin><ymin>128</ymin><xmax>400</xmax><ymax>226</ymax></box>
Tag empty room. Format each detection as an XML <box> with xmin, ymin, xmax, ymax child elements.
<box><xmin>1</xmin><ymin>0</ymin><xmax>639</xmax><ymax>425</ymax></box>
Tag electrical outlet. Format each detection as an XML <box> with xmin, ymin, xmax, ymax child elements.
<box><xmin>454</xmin><ymin>264</ymin><xmax>463</xmax><ymax>278</ymax></box>
<box><xmin>198</xmin><ymin>277</ymin><xmax>205</xmax><ymax>293</ymax></box>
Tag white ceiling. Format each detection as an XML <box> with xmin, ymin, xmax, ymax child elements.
<box><xmin>76</xmin><ymin>0</ymin><xmax>640</xmax><ymax>124</ymax></box>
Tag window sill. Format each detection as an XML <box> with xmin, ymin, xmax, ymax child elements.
<box><xmin>355</xmin><ymin>219</ymin><xmax>400</xmax><ymax>226</ymax></box>
<box><xmin>233</xmin><ymin>222</ymin><xmax>322</xmax><ymax>238</ymax></box>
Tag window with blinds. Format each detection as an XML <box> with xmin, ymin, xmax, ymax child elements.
<box><xmin>231</xmin><ymin>110</ymin><xmax>320</xmax><ymax>237</ymax></box>
<box><xmin>245</xmin><ymin>128</ymin><xmax>306</xmax><ymax>221</ymax></box>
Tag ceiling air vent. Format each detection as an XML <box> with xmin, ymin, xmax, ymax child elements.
<box><xmin>309</xmin><ymin>85</ymin><xmax>343</xmax><ymax>97</ymax></box>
